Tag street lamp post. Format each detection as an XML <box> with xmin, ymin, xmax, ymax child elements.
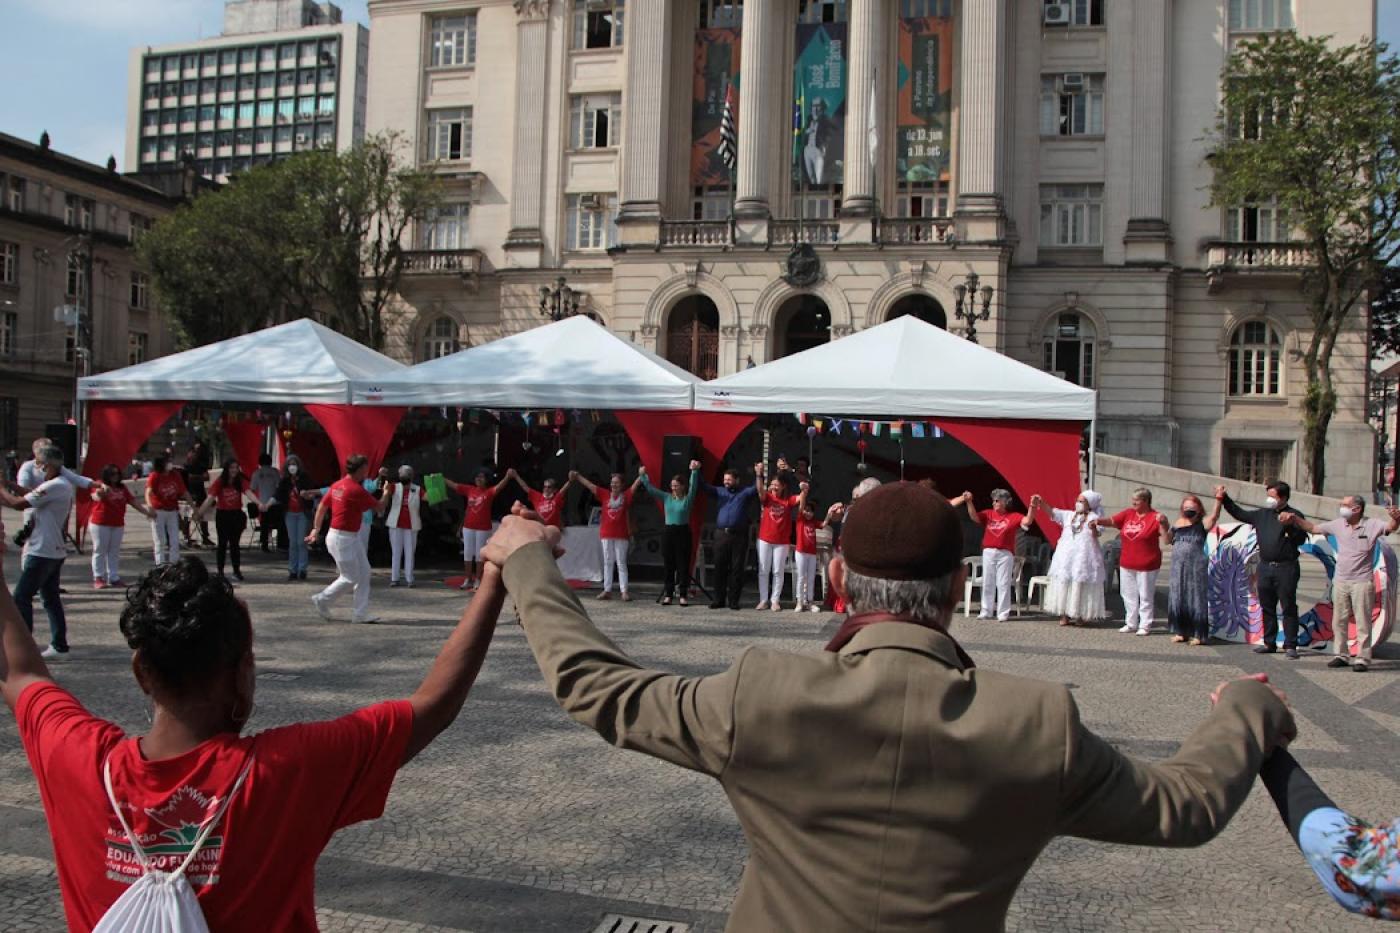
<box><xmin>952</xmin><ymin>271</ymin><xmax>995</xmax><ymax>343</ymax></box>
<box><xmin>539</xmin><ymin>276</ymin><xmax>581</xmax><ymax>322</ymax></box>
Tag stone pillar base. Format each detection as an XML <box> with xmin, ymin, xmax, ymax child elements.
<box><xmin>615</xmin><ymin>214</ymin><xmax>661</xmax><ymax>249</ymax></box>
<box><xmin>503</xmin><ymin>228</ymin><xmax>543</xmax><ymax>268</ymax></box>
<box><xmin>955</xmin><ymin>194</ymin><xmax>1006</xmax><ymax>243</ymax></box>
<box><xmin>734</xmin><ymin>214</ymin><xmax>770</xmax><ymax>246</ymax></box>
<box><xmin>1123</xmin><ymin>218</ymin><xmax>1174</xmax><ymax>266</ymax></box>
<box><xmin>838</xmin><ymin>215</ymin><xmax>876</xmax><ymax>246</ymax></box>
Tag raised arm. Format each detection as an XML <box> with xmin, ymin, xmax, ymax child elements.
<box><xmin>1278</xmin><ymin>512</ymin><xmax>1318</xmax><ymax>535</ymax></box>
<box><xmin>58</xmin><ymin>466</ymin><xmax>94</xmax><ymax>491</ymax></box>
<box><xmin>754</xmin><ymin>462</ymin><xmax>765</xmax><ymax>495</ymax></box>
<box><xmin>1203</xmin><ymin>497</ymin><xmax>1224</xmax><ymax>532</ymax></box>
<box><xmin>630</xmin><ymin>470</ymin><xmax>646</xmax><ymax>493</ymax></box>
<box><xmin>402</xmin><ymin>563</ymin><xmax>507</xmax><ymax>764</ymax></box>
<box><xmin>494</xmin><ymin>469</ymin><xmax>515</xmax><ymax>495</ymax></box>
<box><xmin>1215</xmin><ymin>486</ymin><xmax>1256</xmax><ymax>524</ymax></box>
<box><xmin>681</xmin><ymin>462</ymin><xmax>701</xmax><ymax>511</ymax></box>
<box><xmin>638</xmin><ymin>468</ymin><xmax>665</xmax><ymax>502</ymax></box>
<box><xmin>795</xmin><ymin>479</ymin><xmax>810</xmax><ymax>513</ymax></box>
<box><xmin>509</xmin><ymin>468</ymin><xmax>536</xmax><ymax>497</ymax></box>
<box><xmin>0</xmin><ymin>541</ymin><xmax>54</xmax><ymax>710</ymax></box>
<box><xmin>572</xmin><ymin>471</ymin><xmax>598</xmax><ymax>494</ymax></box>
<box><xmin>962</xmin><ymin>492</ymin><xmax>981</xmax><ymax>524</ymax></box>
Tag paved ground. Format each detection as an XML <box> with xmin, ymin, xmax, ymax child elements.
<box><xmin>1</xmin><ymin>526</ymin><xmax>1397</xmax><ymax>932</ymax></box>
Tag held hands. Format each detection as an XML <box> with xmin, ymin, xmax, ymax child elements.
<box><xmin>1157</xmin><ymin>513</ymin><xmax>1170</xmax><ymax>528</ymax></box>
<box><xmin>1278</xmin><ymin>512</ymin><xmax>1296</xmax><ymax>525</ymax></box>
<box><xmin>1388</xmin><ymin>507</ymin><xmax>1400</xmax><ymax>523</ymax></box>
<box><xmin>1213</xmin><ymin>485</ymin><xmax>1227</xmax><ymax>501</ymax></box>
<box><xmin>826</xmin><ymin>502</ymin><xmax>844</xmax><ymax>520</ymax></box>
<box><xmin>754</xmin><ymin>462</ymin><xmax>765</xmax><ymax>477</ymax></box>
<box><xmin>567</xmin><ymin>470</ymin><xmax>580</xmax><ymax>482</ymax></box>
<box><xmin>1029</xmin><ymin>494</ymin><xmax>1043</xmax><ymax>509</ymax></box>
<box><xmin>799</xmin><ymin>481</ymin><xmax>810</xmax><ymax>492</ymax></box>
<box><xmin>480</xmin><ymin>503</ymin><xmax>566</xmax><ymax>567</ymax></box>
<box><xmin>688</xmin><ymin>459</ymin><xmax>701</xmax><ymax>471</ymax></box>
<box><xmin>637</xmin><ymin>466</ymin><xmax>648</xmax><ymax>478</ymax></box>
<box><xmin>1210</xmin><ymin>673</ymin><xmax>1296</xmax><ymax>746</ymax></box>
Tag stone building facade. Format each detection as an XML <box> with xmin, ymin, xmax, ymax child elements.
<box><xmin>365</xmin><ymin>0</ymin><xmax>1376</xmax><ymax>496</ymax></box>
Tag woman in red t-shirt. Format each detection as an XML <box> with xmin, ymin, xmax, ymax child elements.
<box><xmin>447</xmin><ymin>468</ymin><xmax>513</xmax><ymax>592</ymax></box>
<box><xmin>510</xmin><ymin>470</ymin><xmax>576</xmax><ymax>530</ymax></box>
<box><xmin>574</xmin><ymin>470</ymin><xmax>645</xmax><ymax>601</ymax></box>
<box><xmin>88</xmin><ymin>463</ymin><xmax>154</xmax><ymax>589</ymax></box>
<box><xmin>1104</xmin><ymin>487</ymin><xmax>1169</xmax><ymax>636</ymax></box>
<box><xmin>793</xmin><ymin>498</ymin><xmax>833</xmax><ymax>613</ymax></box>
<box><xmin>0</xmin><ymin>549</ymin><xmax>508</xmax><ymax>932</ymax></box>
<box><xmin>198</xmin><ymin>459</ymin><xmax>262</xmax><ymax>583</ymax></box>
<box><xmin>755</xmin><ymin>464</ymin><xmax>808</xmax><ymax>612</ymax></box>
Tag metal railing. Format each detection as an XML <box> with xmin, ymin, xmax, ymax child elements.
<box><xmin>659</xmin><ymin>219</ymin><xmax>732</xmax><ymax>248</ymax></box>
<box><xmin>401</xmin><ymin>248</ymin><xmax>482</xmax><ymax>275</ymax></box>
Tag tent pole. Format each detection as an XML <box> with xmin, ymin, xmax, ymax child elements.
<box><xmin>1087</xmin><ymin>415</ymin><xmax>1097</xmax><ymax>488</ymax></box>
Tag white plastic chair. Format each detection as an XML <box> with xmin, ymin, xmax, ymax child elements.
<box><xmin>959</xmin><ymin>556</ymin><xmax>984</xmax><ymax>617</ymax></box>
<box><xmin>1024</xmin><ymin>575</ymin><xmax>1052</xmax><ymax>614</ymax></box>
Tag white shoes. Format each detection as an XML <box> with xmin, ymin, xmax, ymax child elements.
<box><xmin>809</xmin><ymin>604</ymin><xmax>822</xmax><ymax>613</ymax></box>
<box><xmin>40</xmin><ymin>645</ymin><xmax>68</xmax><ymax>660</ymax></box>
<box><xmin>1135</xmin><ymin>628</ymin><xmax>1152</xmax><ymax>637</ymax></box>
<box><xmin>311</xmin><ymin>594</ymin><xmax>332</xmax><ymax>620</ymax></box>
<box><xmin>1118</xmin><ymin>624</ymin><xmax>1135</xmax><ymax>634</ymax></box>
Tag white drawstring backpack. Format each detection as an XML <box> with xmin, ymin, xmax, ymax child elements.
<box><xmin>93</xmin><ymin>754</ymin><xmax>254</xmax><ymax>933</ymax></box>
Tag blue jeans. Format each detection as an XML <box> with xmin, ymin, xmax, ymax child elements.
<box><xmin>285</xmin><ymin>510</ymin><xmax>310</xmax><ymax>574</ymax></box>
<box><xmin>14</xmin><ymin>555</ymin><xmax>67</xmax><ymax>651</ymax></box>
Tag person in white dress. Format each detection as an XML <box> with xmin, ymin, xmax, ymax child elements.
<box><xmin>1026</xmin><ymin>490</ymin><xmax>1108</xmax><ymax>627</ymax></box>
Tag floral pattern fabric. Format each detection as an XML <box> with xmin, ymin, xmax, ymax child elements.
<box><xmin>1299</xmin><ymin>806</ymin><xmax>1400</xmax><ymax>919</ymax></box>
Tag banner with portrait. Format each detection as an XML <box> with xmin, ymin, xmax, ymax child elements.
<box><xmin>691</xmin><ymin>27</ymin><xmax>741</xmax><ymax>187</ymax></box>
<box><xmin>793</xmin><ymin>21</ymin><xmax>847</xmax><ymax>187</ymax></box>
<box><xmin>897</xmin><ymin>15</ymin><xmax>954</xmax><ymax>183</ymax></box>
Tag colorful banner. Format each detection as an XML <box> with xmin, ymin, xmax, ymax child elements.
<box><xmin>691</xmin><ymin>27</ymin><xmax>741</xmax><ymax>187</ymax></box>
<box><xmin>897</xmin><ymin>15</ymin><xmax>954</xmax><ymax>183</ymax></box>
<box><xmin>794</xmin><ymin>21</ymin><xmax>847</xmax><ymax>187</ymax></box>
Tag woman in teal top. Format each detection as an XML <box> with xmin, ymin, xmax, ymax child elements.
<box><xmin>641</xmin><ymin>460</ymin><xmax>702</xmax><ymax>606</ymax></box>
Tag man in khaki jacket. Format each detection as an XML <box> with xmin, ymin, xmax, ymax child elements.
<box><xmin>485</xmin><ymin>482</ymin><xmax>1296</xmax><ymax>932</ymax></box>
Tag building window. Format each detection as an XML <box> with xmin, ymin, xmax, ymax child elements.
<box><xmin>66</xmin><ymin>254</ymin><xmax>86</xmax><ymax>299</ymax></box>
<box><xmin>797</xmin><ymin>0</ymin><xmax>847</xmax><ymax>23</ymax></box>
<box><xmin>1226</xmin><ymin>200</ymin><xmax>1287</xmax><ymax>242</ymax></box>
<box><xmin>317</xmin><ymin>94</ymin><xmax>335</xmax><ymax>116</ymax></box>
<box><xmin>64</xmin><ymin>329</ymin><xmax>77</xmax><ymax>364</ymax></box>
<box><xmin>4</xmin><ymin>176</ymin><xmax>22</xmax><ymax>212</ymax></box>
<box><xmin>0</xmin><ymin>314</ymin><xmax>14</xmax><ymax>358</ymax></box>
<box><xmin>426</xmin><ymin>108</ymin><xmax>472</xmax><ymax>162</ymax></box>
<box><xmin>130</xmin><ymin>271</ymin><xmax>150</xmax><ymax>310</ymax></box>
<box><xmin>420</xmin><ymin>203</ymin><xmax>470</xmax><ymax>250</ymax></box>
<box><xmin>0</xmin><ymin>398</ymin><xmax>16</xmax><ymax>451</ymax></box>
<box><xmin>1043</xmin><ymin>0</ymin><xmax>1103</xmax><ymax>26</ymax></box>
<box><xmin>1228</xmin><ymin>0</ymin><xmax>1294</xmax><ymax>32</ymax></box>
<box><xmin>1039</xmin><ymin>184</ymin><xmax>1103</xmax><ymax>247</ymax></box>
<box><xmin>569</xmin><ymin>94</ymin><xmax>622</xmax><ymax>149</ymax></box>
<box><xmin>565</xmin><ymin>193</ymin><xmax>618</xmax><ymax>251</ymax></box>
<box><xmin>1224</xmin><ymin>443</ymin><xmax>1287</xmax><ymax>484</ymax></box>
<box><xmin>65</xmin><ymin>195</ymin><xmax>94</xmax><ymax>230</ymax></box>
<box><xmin>430</xmin><ymin>13</ymin><xmax>477</xmax><ymax>67</ymax></box>
<box><xmin>129</xmin><ymin>214</ymin><xmax>151</xmax><ymax>243</ymax></box>
<box><xmin>691</xmin><ymin>186</ymin><xmax>732</xmax><ymax>220</ymax></box>
<box><xmin>699</xmin><ymin>0</ymin><xmax>743</xmax><ymax>29</ymax></box>
<box><xmin>1042</xmin><ymin>312</ymin><xmax>1096</xmax><ymax>387</ymax></box>
<box><xmin>421</xmin><ymin>316</ymin><xmax>461</xmax><ymax>361</ymax></box>
<box><xmin>1040</xmin><ymin>74</ymin><xmax>1104</xmax><ymax>136</ymax></box>
<box><xmin>574</xmin><ymin>0</ymin><xmax>625</xmax><ymax>49</ymax></box>
<box><xmin>128</xmin><ymin>332</ymin><xmax>149</xmax><ymax>365</ymax></box>
<box><xmin>895</xmin><ymin>182</ymin><xmax>950</xmax><ymax>219</ymax></box>
<box><xmin>0</xmin><ymin>242</ymin><xmax>15</xmax><ymax>285</ymax></box>
<box><xmin>1228</xmin><ymin>320</ymin><xmax>1283</xmax><ymax>397</ymax></box>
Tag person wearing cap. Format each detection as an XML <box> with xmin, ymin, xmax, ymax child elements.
<box><xmin>483</xmin><ymin>482</ymin><xmax>1297</xmax><ymax>931</ymax></box>
<box><xmin>1025</xmin><ymin>490</ymin><xmax>1109</xmax><ymax>628</ymax></box>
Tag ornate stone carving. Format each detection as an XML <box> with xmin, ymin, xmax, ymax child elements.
<box><xmin>782</xmin><ymin>243</ymin><xmax>822</xmax><ymax>287</ymax></box>
<box><xmin>639</xmin><ymin>324</ymin><xmax>659</xmax><ymax>338</ymax></box>
<box><xmin>831</xmin><ymin>324</ymin><xmax>855</xmax><ymax>338</ymax></box>
<box><xmin>720</xmin><ymin>325</ymin><xmax>741</xmax><ymax>338</ymax></box>
<box><xmin>684</xmin><ymin>260</ymin><xmax>702</xmax><ymax>288</ymax></box>
<box><xmin>905</xmin><ymin>258</ymin><xmax>927</xmax><ymax>286</ymax></box>
<box><xmin>748</xmin><ymin>324</ymin><xmax>769</xmax><ymax>338</ymax></box>
<box><xmin>513</xmin><ymin>0</ymin><xmax>550</xmax><ymax>19</ymax></box>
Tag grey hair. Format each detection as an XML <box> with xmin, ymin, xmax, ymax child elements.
<box><xmin>990</xmin><ymin>488</ymin><xmax>1012</xmax><ymax>503</ymax></box>
<box><xmin>1347</xmin><ymin>494</ymin><xmax>1367</xmax><ymax>510</ymax></box>
<box><xmin>36</xmin><ymin>445</ymin><xmax>64</xmax><ymax>467</ymax></box>
<box><xmin>852</xmin><ymin>477</ymin><xmax>882</xmax><ymax>500</ymax></box>
<box><xmin>1132</xmin><ymin>487</ymin><xmax>1153</xmax><ymax>505</ymax></box>
<box><xmin>844</xmin><ymin>567</ymin><xmax>956</xmax><ymax>624</ymax></box>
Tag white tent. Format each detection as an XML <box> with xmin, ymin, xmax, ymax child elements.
<box><xmin>352</xmin><ymin>315</ymin><xmax>699</xmax><ymax>409</ymax></box>
<box><xmin>77</xmin><ymin>319</ymin><xmax>406</xmax><ymax>403</ymax></box>
<box><xmin>694</xmin><ymin>315</ymin><xmax>1097</xmax><ymax>421</ymax></box>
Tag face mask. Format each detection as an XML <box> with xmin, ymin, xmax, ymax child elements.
<box><xmin>1265</xmin><ymin>496</ymin><xmax>1279</xmax><ymax>509</ymax></box>
<box><xmin>1183</xmin><ymin>508</ymin><xmax>1199</xmax><ymax>519</ymax></box>
<box><xmin>1339</xmin><ymin>506</ymin><xmax>1357</xmax><ymax>519</ymax></box>
<box><xmin>1074</xmin><ymin>501</ymin><xmax>1087</xmax><ymax>513</ymax></box>
<box><xmin>287</xmin><ymin>464</ymin><xmax>298</xmax><ymax>475</ymax></box>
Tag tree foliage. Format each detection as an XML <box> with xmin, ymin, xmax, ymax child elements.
<box><xmin>1211</xmin><ymin>34</ymin><xmax>1400</xmax><ymax>493</ymax></box>
<box><xmin>139</xmin><ymin>133</ymin><xmax>440</xmax><ymax>350</ymax></box>
<box><xmin>1372</xmin><ymin>264</ymin><xmax>1400</xmax><ymax>360</ymax></box>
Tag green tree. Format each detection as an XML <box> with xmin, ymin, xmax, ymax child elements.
<box><xmin>140</xmin><ymin>133</ymin><xmax>440</xmax><ymax>350</ymax></box>
<box><xmin>1210</xmin><ymin>34</ymin><xmax>1400</xmax><ymax>493</ymax></box>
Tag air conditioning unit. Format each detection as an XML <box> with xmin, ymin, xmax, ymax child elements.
<box><xmin>1044</xmin><ymin>3</ymin><xmax>1071</xmax><ymax>26</ymax></box>
<box><xmin>294</xmin><ymin>133</ymin><xmax>308</xmax><ymax>144</ymax></box>
<box><xmin>579</xmin><ymin>193</ymin><xmax>602</xmax><ymax>210</ymax></box>
<box><xmin>1060</xmin><ymin>72</ymin><xmax>1086</xmax><ymax>91</ymax></box>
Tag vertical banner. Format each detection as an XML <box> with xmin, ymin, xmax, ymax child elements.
<box><xmin>691</xmin><ymin>27</ymin><xmax>742</xmax><ymax>187</ymax></box>
<box><xmin>897</xmin><ymin>15</ymin><xmax>955</xmax><ymax>183</ymax></box>
<box><xmin>794</xmin><ymin>21</ymin><xmax>847</xmax><ymax>187</ymax></box>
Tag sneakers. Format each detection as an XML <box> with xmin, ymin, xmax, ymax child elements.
<box><xmin>92</xmin><ymin>579</ymin><xmax>107</xmax><ymax>590</ymax></box>
<box><xmin>109</xmin><ymin>578</ymin><xmax>125</xmax><ymax>587</ymax></box>
<box><xmin>978</xmin><ymin>614</ymin><xmax>994</xmax><ymax>621</ymax></box>
<box><xmin>1353</xmin><ymin>661</ymin><xmax>1369</xmax><ymax>672</ymax></box>
<box><xmin>708</xmin><ymin>601</ymin><xmax>725</xmax><ymax>610</ymax></box>
<box><xmin>1327</xmin><ymin>656</ymin><xmax>1350</xmax><ymax>669</ymax></box>
<box><xmin>1284</xmin><ymin>647</ymin><xmax>1300</xmax><ymax>660</ymax></box>
<box><xmin>1135</xmin><ymin>628</ymin><xmax>1151</xmax><ymax>637</ymax></box>
<box><xmin>232</xmin><ymin>571</ymin><xmax>244</xmax><ymax>582</ymax></box>
<box><xmin>809</xmin><ymin>604</ymin><xmax>822</xmax><ymax>613</ymax></box>
<box><xmin>406</xmin><ymin>580</ymin><xmax>415</xmax><ymax>589</ymax></box>
<box><xmin>311</xmin><ymin>593</ymin><xmax>332</xmax><ymax>620</ymax></box>
<box><xmin>40</xmin><ymin>645</ymin><xmax>68</xmax><ymax>660</ymax></box>
<box><xmin>352</xmin><ymin>615</ymin><xmax>381</xmax><ymax>624</ymax></box>
<box><xmin>1118</xmin><ymin>624</ymin><xmax>1136</xmax><ymax>634</ymax></box>
<box><xmin>458</xmin><ymin>579</ymin><xmax>474</xmax><ymax>591</ymax></box>
<box><xmin>287</xmin><ymin>572</ymin><xmax>298</xmax><ymax>582</ymax></box>
<box><xmin>661</xmin><ymin>596</ymin><xmax>672</xmax><ymax>606</ymax></box>
<box><xmin>297</xmin><ymin>571</ymin><xmax>308</xmax><ymax>581</ymax></box>
<box><xmin>793</xmin><ymin>603</ymin><xmax>805</xmax><ymax>613</ymax></box>
<box><xmin>389</xmin><ymin>579</ymin><xmax>402</xmax><ymax>588</ymax></box>
<box><xmin>1252</xmin><ymin>643</ymin><xmax>1277</xmax><ymax>654</ymax></box>
<box><xmin>678</xmin><ymin>597</ymin><xmax>688</xmax><ymax>607</ymax></box>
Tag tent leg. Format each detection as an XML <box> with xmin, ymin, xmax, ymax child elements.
<box><xmin>1087</xmin><ymin>418</ymin><xmax>1097</xmax><ymax>487</ymax></box>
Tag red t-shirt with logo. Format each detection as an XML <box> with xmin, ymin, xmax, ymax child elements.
<box><xmin>978</xmin><ymin>509</ymin><xmax>1025</xmax><ymax>551</ymax></box>
<box><xmin>91</xmin><ymin>486</ymin><xmax>135</xmax><ymax>527</ymax></box>
<box><xmin>1110</xmin><ymin>508</ymin><xmax>1164</xmax><ymax>572</ymax></box>
<box><xmin>16</xmin><ymin>682</ymin><xmax>412</xmax><ymax>933</ymax></box>
<box><xmin>451</xmin><ymin>483</ymin><xmax>497</xmax><ymax>532</ymax></box>
<box><xmin>796</xmin><ymin>514</ymin><xmax>820</xmax><ymax>555</ymax></box>
<box><xmin>593</xmin><ymin>487</ymin><xmax>634</xmax><ymax>540</ymax></box>
<box><xmin>146</xmin><ymin>472</ymin><xmax>187</xmax><ymax>511</ymax></box>
<box><xmin>207</xmin><ymin>477</ymin><xmax>245</xmax><ymax>512</ymax></box>
<box><xmin>391</xmin><ymin>484</ymin><xmax>415</xmax><ymax>530</ymax></box>
<box><xmin>759</xmin><ymin>493</ymin><xmax>801</xmax><ymax>545</ymax></box>
<box><xmin>528</xmin><ymin>490</ymin><xmax>564</xmax><ymax>528</ymax></box>
<box><xmin>328</xmin><ymin>476</ymin><xmax>377</xmax><ymax>533</ymax></box>
<box><xmin>285</xmin><ymin>487</ymin><xmax>304</xmax><ymax>514</ymax></box>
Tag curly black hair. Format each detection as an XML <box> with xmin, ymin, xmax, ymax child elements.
<box><xmin>119</xmin><ymin>556</ymin><xmax>252</xmax><ymax>693</ymax></box>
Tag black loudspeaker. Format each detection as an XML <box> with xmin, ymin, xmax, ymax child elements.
<box><xmin>43</xmin><ymin>423</ymin><xmax>78</xmax><ymax>470</ymax></box>
<box><xmin>660</xmin><ymin>435</ymin><xmax>700</xmax><ymax>484</ymax></box>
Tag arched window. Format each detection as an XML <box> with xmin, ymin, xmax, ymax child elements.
<box><xmin>1228</xmin><ymin>320</ymin><xmax>1283</xmax><ymax>397</ymax></box>
<box><xmin>421</xmin><ymin>316</ymin><xmax>460</xmax><ymax>361</ymax></box>
<box><xmin>775</xmin><ymin>294</ymin><xmax>831</xmax><ymax>359</ymax></box>
<box><xmin>1043</xmin><ymin>312</ymin><xmax>1095</xmax><ymax>387</ymax></box>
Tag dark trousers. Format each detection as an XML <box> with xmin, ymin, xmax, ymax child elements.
<box><xmin>257</xmin><ymin>503</ymin><xmax>285</xmax><ymax>549</ymax></box>
<box><xmin>1259</xmin><ymin>560</ymin><xmax>1301</xmax><ymax>648</ymax></box>
<box><xmin>215</xmin><ymin>510</ymin><xmax>245</xmax><ymax>576</ymax></box>
<box><xmin>711</xmin><ymin>527</ymin><xmax>748</xmax><ymax>607</ymax></box>
<box><xmin>661</xmin><ymin>524</ymin><xmax>692</xmax><ymax>598</ymax></box>
<box><xmin>15</xmin><ymin>555</ymin><xmax>66</xmax><ymax>651</ymax></box>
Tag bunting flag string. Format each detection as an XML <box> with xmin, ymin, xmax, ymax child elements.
<box><xmin>798</xmin><ymin>414</ymin><xmax>944</xmax><ymax>439</ymax></box>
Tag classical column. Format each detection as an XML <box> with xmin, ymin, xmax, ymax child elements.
<box><xmin>617</xmin><ymin>0</ymin><xmax>674</xmax><ymax>240</ymax></box>
<box><xmin>734</xmin><ymin>0</ymin><xmax>779</xmax><ymax>219</ymax></box>
<box><xmin>505</xmin><ymin>0</ymin><xmax>551</xmax><ymax>253</ymax></box>
<box><xmin>1124</xmin><ymin>0</ymin><xmax>1173</xmax><ymax>263</ymax></box>
<box><xmin>841</xmin><ymin>0</ymin><xmax>883</xmax><ymax>218</ymax></box>
<box><xmin>955</xmin><ymin>0</ymin><xmax>1008</xmax><ymax>222</ymax></box>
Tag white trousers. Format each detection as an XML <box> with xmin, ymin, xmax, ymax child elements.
<box><xmin>1120</xmin><ymin>567</ymin><xmax>1159</xmax><ymax>631</ymax></box>
<box><xmin>321</xmin><ymin>528</ymin><xmax>372</xmax><ymax>620</ymax></box>
<box><xmin>357</xmin><ymin>521</ymin><xmax>371</xmax><ymax>554</ymax></box>
<box><xmin>150</xmin><ymin>510</ymin><xmax>180</xmax><ymax>565</ymax></box>
<box><xmin>758</xmin><ymin>540</ymin><xmax>791</xmax><ymax>605</ymax></box>
<box><xmin>601</xmin><ymin>537</ymin><xmax>630</xmax><ymax>593</ymax></box>
<box><xmin>91</xmin><ymin>524</ymin><xmax>124</xmax><ymax>582</ymax></box>
<box><xmin>980</xmin><ymin>548</ymin><xmax>1015</xmax><ymax>619</ymax></box>
<box><xmin>389</xmin><ymin>527</ymin><xmax>418</xmax><ymax>583</ymax></box>
<box><xmin>795</xmin><ymin>551</ymin><xmax>818</xmax><ymax>605</ymax></box>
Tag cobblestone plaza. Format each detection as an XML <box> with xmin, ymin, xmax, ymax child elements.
<box><xmin>1</xmin><ymin>531</ymin><xmax>1397</xmax><ymax>932</ymax></box>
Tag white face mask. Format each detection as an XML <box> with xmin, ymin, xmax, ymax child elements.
<box><xmin>287</xmin><ymin>464</ymin><xmax>298</xmax><ymax>475</ymax></box>
<box><xmin>1074</xmin><ymin>500</ymin><xmax>1088</xmax><ymax>513</ymax></box>
<box><xmin>1339</xmin><ymin>506</ymin><xmax>1357</xmax><ymax>519</ymax></box>
<box><xmin>1264</xmin><ymin>496</ymin><xmax>1278</xmax><ymax>509</ymax></box>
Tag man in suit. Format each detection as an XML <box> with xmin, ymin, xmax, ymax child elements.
<box><xmin>485</xmin><ymin>482</ymin><xmax>1296</xmax><ymax>931</ymax></box>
